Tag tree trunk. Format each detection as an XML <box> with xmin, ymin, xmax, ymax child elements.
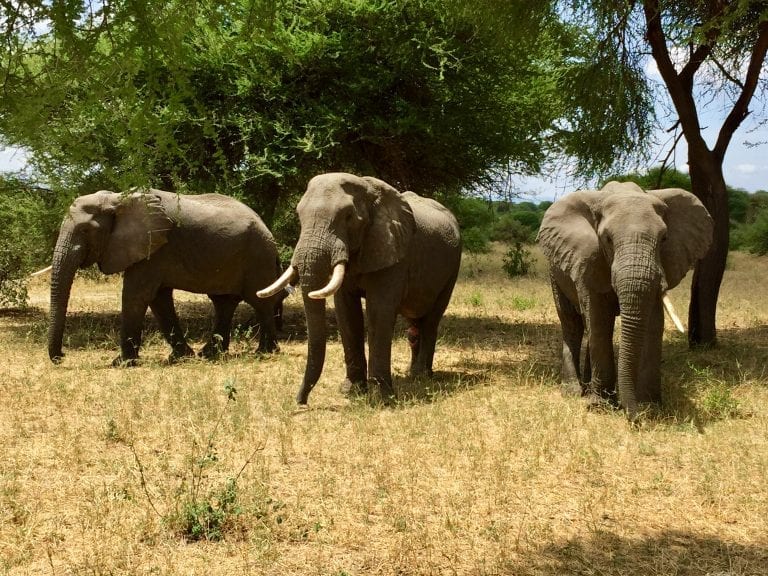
<box><xmin>687</xmin><ymin>150</ymin><xmax>728</xmax><ymax>347</ymax></box>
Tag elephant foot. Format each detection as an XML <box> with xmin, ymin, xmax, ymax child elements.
<box><xmin>584</xmin><ymin>392</ymin><xmax>618</xmax><ymax>413</ymax></box>
<box><xmin>198</xmin><ymin>342</ymin><xmax>223</xmax><ymax>361</ymax></box>
<box><xmin>257</xmin><ymin>337</ymin><xmax>279</xmax><ymax>354</ymax></box>
<box><xmin>560</xmin><ymin>379</ymin><xmax>583</xmax><ymax>397</ymax></box>
<box><xmin>167</xmin><ymin>345</ymin><xmax>195</xmax><ymax>363</ymax></box>
<box><xmin>370</xmin><ymin>378</ymin><xmax>397</xmax><ymax>407</ymax></box>
<box><xmin>112</xmin><ymin>356</ymin><xmax>139</xmax><ymax>368</ymax></box>
<box><xmin>340</xmin><ymin>379</ymin><xmax>367</xmax><ymax>398</ymax></box>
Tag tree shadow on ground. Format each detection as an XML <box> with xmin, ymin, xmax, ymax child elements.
<box><xmin>506</xmin><ymin>529</ymin><xmax>768</xmax><ymax>576</ymax></box>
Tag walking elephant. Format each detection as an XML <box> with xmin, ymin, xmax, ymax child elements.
<box><xmin>258</xmin><ymin>172</ymin><xmax>462</xmax><ymax>405</ymax></box>
<box><xmin>537</xmin><ymin>181</ymin><xmax>713</xmax><ymax>419</ymax></box>
<box><xmin>48</xmin><ymin>189</ymin><xmax>282</xmax><ymax>365</ymax></box>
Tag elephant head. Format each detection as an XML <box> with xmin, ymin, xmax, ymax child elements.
<box><xmin>538</xmin><ymin>181</ymin><xmax>713</xmax><ymax>415</ymax></box>
<box><xmin>48</xmin><ymin>190</ymin><xmax>173</xmax><ymax>362</ymax></box>
<box><xmin>257</xmin><ymin>172</ymin><xmax>414</xmax><ymax>403</ymax></box>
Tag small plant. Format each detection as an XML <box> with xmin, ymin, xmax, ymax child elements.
<box><xmin>502</xmin><ymin>242</ymin><xmax>534</xmax><ymax>278</ymax></box>
<box><xmin>133</xmin><ymin>378</ymin><xmax>265</xmax><ymax>542</ymax></box>
<box><xmin>468</xmin><ymin>292</ymin><xmax>484</xmax><ymax>307</ymax></box>
<box><xmin>700</xmin><ymin>382</ymin><xmax>741</xmax><ymax>421</ymax></box>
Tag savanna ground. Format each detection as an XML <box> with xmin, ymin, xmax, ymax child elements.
<box><xmin>2</xmin><ymin>245</ymin><xmax>768</xmax><ymax>575</ymax></box>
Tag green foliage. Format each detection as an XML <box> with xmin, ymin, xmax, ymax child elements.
<box><xmin>0</xmin><ymin>176</ymin><xmax>65</xmax><ymax>308</ymax></box>
<box><xmin>502</xmin><ymin>242</ymin><xmax>534</xmax><ymax>278</ymax></box>
<box><xmin>174</xmin><ymin>477</ymin><xmax>241</xmax><ymax>542</ymax></box>
<box><xmin>0</xmin><ymin>0</ymin><xmax>584</xmax><ymax>246</ymax></box>
<box><xmin>441</xmin><ymin>196</ymin><xmax>495</xmax><ymax>253</ymax></box>
<box><xmin>602</xmin><ymin>167</ymin><xmax>692</xmax><ymax>191</ymax></box>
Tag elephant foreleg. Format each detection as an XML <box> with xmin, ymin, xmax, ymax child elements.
<box><xmin>586</xmin><ymin>294</ymin><xmax>617</xmax><ymax>400</ymax></box>
<box><xmin>551</xmin><ymin>277</ymin><xmax>585</xmax><ymax>396</ymax></box>
<box><xmin>150</xmin><ymin>287</ymin><xmax>195</xmax><ymax>363</ymax></box>
<box><xmin>201</xmin><ymin>294</ymin><xmax>241</xmax><ymax>358</ymax></box>
<box><xmin>334</xmin><ymin>289</ymin><xmax>367</xmax><ymax>396</ymax></box>
<box><xmin>117</xmin><ymin>279</ymin><xmax>155</xmax><ymax>366</ymax></box>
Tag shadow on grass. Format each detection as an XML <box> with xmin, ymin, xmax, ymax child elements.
<box><xmin>6</xmin><ymin>300</ymin><xmax>766</xmax><ymax>424</ymax></box>
<box><xmin>506</xmin><ymin>529</ymin><xmax>768</xmax><ymax>576</ymax></box>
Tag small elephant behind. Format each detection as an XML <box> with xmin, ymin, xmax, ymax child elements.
<box><xmin>537</xmin><ymin>181</ymin><xmax>713</xmax><ymax>418</ymax></box>
<box><xmin>48</xmin><ymin>189</ymin><xmax>283</xmax><ymax>365</ymax></box>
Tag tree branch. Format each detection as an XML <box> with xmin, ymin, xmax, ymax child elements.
<box><xmin>714</xmin><ymin>20</ymin><xmax>768</xmax><ymax>161</ymax></box>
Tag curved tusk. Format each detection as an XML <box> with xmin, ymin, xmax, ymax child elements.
<box><xmin>30</xmin><ymin>265</ymin><xmax>53</xmax><ymax>277</ymax></box>
<box><xmin>257</xmin><ymin>265</ymin><xmax>297</xmax><ymax>298</ymax></box>
<box><xmin>662</xmin><ymin>292</ymin><xmax>685</xmax><ymax>333</ymax></box>
<box><xmin>308</xmin><ymin>263</ymin><xmax>346</xmax><ymax>299</ymax></box>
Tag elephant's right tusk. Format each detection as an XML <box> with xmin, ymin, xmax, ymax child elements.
<box><xmin>662</xmin><ymin>292</ymin><xmax>685</xmax><ymax>333</ymax></box>
<box><xmin>257</xmin><ymin>265</ymin><xmax>297</xmax><ymax>298</ymax></box>
<box><xmin>30</xmin><ymin>265</ymin><xmax>53</xmax><ymax>277</ymax></box>
<box><xmin>308</xmin><ymin>263</ymin><xmax>346</xmax><ymax>299</ymax></box>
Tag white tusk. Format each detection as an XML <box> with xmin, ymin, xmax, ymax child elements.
<box><xmin>662</xmin><ymin>292</ymin><xmax>685</xmax><ymax>333</ymax></box>
<box><xmin>308</xmin><ymin>263</ymin><xmax>346</xmax><ymax>299</ymax></box>
<box><xmin>30</xmin><ymin>265</ymin><xmax>53</xmax><ymax>277</ymax></box>
<box><xmin>257</xmin><ymin>265</ymin><xmax>297</xmax><ymax>298</ymax></box>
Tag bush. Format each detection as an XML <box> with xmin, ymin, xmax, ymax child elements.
<box><xmin>502</xmin><ymin>242</ymin><xmax>534</xmax><ymax>278</ymax></box>
<box><xmin>0</xmin><ymin>177</ymin><xmax>64</xmax><ymax>308</ymax></box>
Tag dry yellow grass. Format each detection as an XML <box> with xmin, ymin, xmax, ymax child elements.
<box><xmin>2</xmin><ymin>245</ymin><xmax>767</xmax><ymax>575</ymax></box>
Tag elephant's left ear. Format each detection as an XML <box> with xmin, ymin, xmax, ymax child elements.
<box><xmin>101</xmin><ymin>192</ymin><xmax>174</xmax><ymax>274</ymax></box>
<box><xmin>649</xmin><ymin>188</ymin><xmax>714</xmax><ymax>289</ymax></box>
<box><xmin>357</xmin><ymin>177</ymin><xmax>415</xmax><ymax>274</ymax></box>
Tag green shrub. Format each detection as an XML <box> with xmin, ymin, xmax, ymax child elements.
<box><xmin>0</xmin><ymin>177</ymin><xmax>65</xmax><ymax>307</ymax></box>
<box><xmin>502</xmin><ymin>242</ymin><xmax>534</xmax><ymax>278</ymax></box>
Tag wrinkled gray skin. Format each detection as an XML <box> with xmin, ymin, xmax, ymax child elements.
<box><xmin>287</xmin><ymin>173</ymin><xmax>461</xmax><ymax>405</ymax></box>
<box><xmin>537</xmin><ymin>181</ymin><xmax>713</xmax><ymax>419</ymax></box>
<box><xmin>49</xmin><ymin>189</ymin><xmax>281</xmax><ymax>365</ymax></box>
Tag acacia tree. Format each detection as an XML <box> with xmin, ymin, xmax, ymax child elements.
<box><xmin>1</xmin><ymin>0</ymin><xmax>653</xmax><ymax>247</ymax></box>
<box><xmin>566</xmin><ymin>1</ymin><xmax>768</xmax><ymax>347</ymax></box>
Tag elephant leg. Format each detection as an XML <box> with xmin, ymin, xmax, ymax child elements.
<box><xmin>365</xmin><ymin>298</ymin><xmax>398</xmax><ymax>402</ymax></box>
<box><xmin>334</xmin><ymin>289</ymin><xmax>367</xmax><ymax>395</ymax></box>
<box><xmin>586</xmin><ymin>295</ymin><xmax>617</xmax><ymax>399</ymax></box>
<box><xmin>243</xmin><ymin>294</ymin><xmax>279</xmax><ymax>353</ymax></box>
<box><xmin>636</xmin><ymin>296</ymin><xmax>664</xmax><ymax>404</ymax></box>
<box><xmin>551</xmin><ymin>279</ymin><xmax>585</xmax><ymax>396</ymax></box>
<box><xmin>410</xmin><ymin>276</ymin><xmax>455</xmax><ymax>377</ymax></box>
<box><xmin>150</xmin><ymin>287</ymin><xmax>195</xmax><ymax>362</ymax></box>
<box><xmin>199</xmin><ymin>295</ymin><xmax>240</xmax><ymax>358</ymax></box>
<box><xmin>116</xmin><ymin>276</ymin><xmax>156</xmax><ymax>366</ymax></box>
<box><xmin>406</xmin><ymin>319</ymin><xmax>422</xmax><ymax>376</ymax></box>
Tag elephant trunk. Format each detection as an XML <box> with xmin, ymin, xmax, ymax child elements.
<box><xmin>48</xmin><ymin>226</ymin><xmax>84</xmax><ymax>363</ymax></box>
<box><xmin>614</xmin><ymin>246</ymin><xmax>660</xmax><ymax>419</ymax></box>
<box><xmin>291</xmin><ymin>226</ymin><xmax>349</xmax><ymax>404</ymax></box>
<box><xmin>296</xmin><ymin>296</ymin><xmax>327</xmax><ymax>404</ymax></box>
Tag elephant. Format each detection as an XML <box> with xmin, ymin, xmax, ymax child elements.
<box><xmin>258</xmin><ymin>172</ymin><xmax>462</xmax><ymax>405</ymax></box>
<box><xmin>48</xmin><ymin>189</ymin><xmax>282</xmax><ymax>365</ymax></box>
<box><xmin>537</xmin><ymin>181</ymin><xmax>713</xmax><ymax>419</ymax></box>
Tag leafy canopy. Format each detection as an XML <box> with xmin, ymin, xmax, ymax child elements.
<box><xmin>1</xmin><ymin>1</ymin><xmax>651</xmax><ymax>236</ymax></box>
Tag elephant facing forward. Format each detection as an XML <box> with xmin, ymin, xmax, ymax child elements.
<box><xmin>537</xmin><ymin>181</ymin><xmax>713</xmax><ymax>419</ymax></box>
<box><xmin>259</xmin><ymin>172</ymin><xmax>462</xmax><ymax>405</ymax></box>
<box><xmin>48</xmin><ymin>189</ymin><xmax>282</xmax><ymax>365</ymax></box>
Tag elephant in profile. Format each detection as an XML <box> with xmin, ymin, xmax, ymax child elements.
<box><xmin>48</xmin><ymin>189</ymin><xmax>282</xmax><ymax>365</ymax></box>
<box><xmin>258</xmin><ymin>172</ymin><xmax>462</xmax><ymax>405</ymax></box>
<box><xmin>537</xmin><ymin>181</ymin><xmax>713</xmax><ymax>418</ymax></box>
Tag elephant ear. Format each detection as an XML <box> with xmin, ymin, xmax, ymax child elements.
<box><xmin>649</xmin><ymin>188</ymin><xmax>714</xmax><ymax>289</ymax></box>
<box><xmin>537</xmin><ymin>189</ymin><xmax>611</xmax><ymax>291</ymax></box>
<box><xmin>100</xmin><ymin>191</ymin><xmax>174</xmax><ymax>274</ymax></box>
<box><xmin>356</xmin><ymin>176</ymin><xmax>415</xmax><ymax>274</ymax></box>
